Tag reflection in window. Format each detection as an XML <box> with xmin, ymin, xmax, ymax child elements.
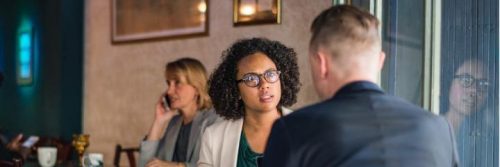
<box><xmin>440</xmin><ymin>0</ymin><xmax>498</xmax><ymax>166</ymax></box>
<box><xmin>380</xmin><ymin>0</ymin><xmax>425</xmax><ymax>106</ymax></box>
<box><xmin>348</xmin><ymin>0</ymin><xmax>371</xmax><ymax>12</ymax></box>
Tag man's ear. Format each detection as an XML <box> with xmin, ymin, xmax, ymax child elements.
<box><xmin>378</xmin><ymin>51</ymin><xmax>386</xmax><ymax>70</ymax></box>
<box><xmin>317</xmin><ymin>49</ymin><xmax>330</xmax><ymax>79</ymax></box>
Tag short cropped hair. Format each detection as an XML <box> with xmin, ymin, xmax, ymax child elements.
<box><xmin>208</xmin><ymin>38</ymin><xmax>300</xmax><ymax>120</ymax></box>
<box><xmin>310</xmin><ymin>5</ymin><xmax>380</xmax><ymax>57</ymax></box>
<box><xmin>165</xmin><ymin>58</ymin><xmax>212</xmax><ymax>111</ymax></box>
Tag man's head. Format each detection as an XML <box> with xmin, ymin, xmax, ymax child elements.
<box><xmin>309</xmin><ymin>5</ymin><xmax>385</xmax><ymax>100</ymax></box>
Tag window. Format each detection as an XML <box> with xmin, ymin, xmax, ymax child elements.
<box><xmin>17</xmin><ymin>31</ymin><xmax>32</xmax><ymax>85</ymax></box>
<box><xmin>439</xmin><ymin>0</ymin><xmax>498</xmax><ymax>166</ymax></box>
<box><xmin>380</xmin><ymin>0</ymin><xmax>425</xmax><ymax>106</ymax></box>
<box><xmin>338</xmin><ymin>0</ymin><xmax>499</xmax><ymax>166</ymax></box>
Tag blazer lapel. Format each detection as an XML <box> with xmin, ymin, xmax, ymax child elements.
<box><xmin>282</xmin><ymin>107</ymin><xmax>293</xmax><ymax>116</ymax></box>
<box><xmin>186</xmin><ymin>111</ymin><xmax>203</xmax><ymax>161</ymax></box>
<box><xmin>161</xmin><ymin>116</ymin><xmax>182</xmax><ymax>161</ymax></box>
<box><xmin>221</xmin><ymin>119</ymin><xmax>243</xmax><ymax>167</ymax></box>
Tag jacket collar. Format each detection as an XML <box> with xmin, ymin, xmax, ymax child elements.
<box><xmin>331</xmin><ymin>81</ymin><xmax>384</xmax><ymax>99</ymax></box>
<box><xmin>163</xmin><ymin>110</ymin><xmax>205</xmax><ymax>161</ymax></box>
<box><xmin>225</xmin><ymin>107</ymin><xmax>293</xmax><ymax>167</ymax></box>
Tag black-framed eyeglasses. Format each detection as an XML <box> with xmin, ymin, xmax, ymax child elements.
<box><xmin>236</xmin><ymin>70</ymin><xmax>281</xmax><ymax>87</ymax></box>
<box><xmin>454</xmin><ymin>74</ymin><xmax>489</xmax><ymax>92</ymax></box>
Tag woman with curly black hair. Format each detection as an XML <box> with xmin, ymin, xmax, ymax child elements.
<box><xmin>198</xmin><ymin>38</ymin><xmax>300</xmax><ymax>167</ymax></box>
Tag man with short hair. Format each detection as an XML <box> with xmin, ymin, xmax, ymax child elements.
<box><xmin>263</xmin><ymin>5</ymin><xmax>458</xmax><ymax>167</ymax></box>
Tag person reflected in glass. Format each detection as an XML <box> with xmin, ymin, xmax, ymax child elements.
<box><xmin>140</xmin><ymin>58</ymin><xmax>219</xmax><ymax>167</ymax></box>
<box><xmin>197</xmin><ymin>38</ymin><xmax>300</xmax><ymax>167</ymax></box>
<box><xmin>443</xmin><ymin>58</ymin><xmax>495</xmax><ymax>167</ymax></box>
<box><xmin>445</xmin><ymin>58</ymin><xmax>489</xmax><ymax>132</ymax></box>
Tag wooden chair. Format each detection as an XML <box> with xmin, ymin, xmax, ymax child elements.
<box><xmin>113</xmin><ymin>144</ymin><xmax>139</xmax><ymax>167</ymax></box>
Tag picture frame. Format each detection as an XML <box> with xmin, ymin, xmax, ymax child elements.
<box><xmin>112</xmin><ymin>0</ymin><xmax>209</xmax><ymax>42</ymax></box>
<box><xmin>233</xmin><ymin>0</ymin><xmax>281</xmax><ymax>26</ymax></box>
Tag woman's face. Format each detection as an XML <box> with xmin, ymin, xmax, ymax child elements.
<box><xmin>237</xmin><ymin>52</ymin><xmax>282</xmax><ymax>114</ymax></box>
<box><xmin>449</xmin><ymin>60</ymin><xmax>488</xmax><ymax>115</ymax></box>
<box><xmin>165</xmin><ymin>73</ymin><xmax>198</xmax><ymax>110</ymax></box>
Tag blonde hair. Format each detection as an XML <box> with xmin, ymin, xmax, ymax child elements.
<box><xmin>165</xmin><ymin>58</ymin><xmax>212</xmax><ymax>111</ymax></box>
<box><xmin>310</xmin><ymin>5</ymin><xmax>380</xmax><ymax>59</ymax></box>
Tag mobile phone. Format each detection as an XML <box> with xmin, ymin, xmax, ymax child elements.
<box><xmin>22</xmin><ymin>136</ymin><xmax>39</xmax><ymax>148</ymax></box>
<box><xmin>162</xmin><ymin>95</ymin><xmax>170</xmax><ymax>110</ymax></box>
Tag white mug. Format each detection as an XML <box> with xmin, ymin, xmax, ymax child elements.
<box><xmin>37</xmin><ymin>147</ymin><xmax>57</xmax><ymax>167</ymax></box>
<box><xmin>84</xmin><ymin>153</ymin><xmax>104</xmax><ymax>167</ymax></box>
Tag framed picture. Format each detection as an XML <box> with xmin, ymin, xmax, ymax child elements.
<box><xmin>233</xmin><ymin>0</ymin><xmax>281</xmax><ymax>26</ymax></box>
<box><xmin>112</xmin><ymin>0</ymin><xmax>209</xmax><ymax>42</ymax></box>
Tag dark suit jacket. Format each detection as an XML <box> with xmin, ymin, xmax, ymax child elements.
<box><xmin>263</xmin><ymin>81</ymin><xmax>458</xmax><ymax>167</ymax></box>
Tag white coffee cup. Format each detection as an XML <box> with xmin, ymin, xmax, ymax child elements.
<box><xmin>37</xmin><ymin>147</ymin><xmax>57</xmax><ymax>167</ymax></box>
<box><xmin>84</xmin><ymin>153</ymin><xmax>104</xmax><ymax>167</ymax></box>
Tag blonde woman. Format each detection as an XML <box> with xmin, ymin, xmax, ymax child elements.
<box><xmin>140</xmin><ymin>58</ymin><xmax>219</xmax><ymax>167</ymax></box>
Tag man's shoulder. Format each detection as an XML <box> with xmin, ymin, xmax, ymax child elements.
<box><xmin>384</xmin><ymin>95</ymin><xmax>443</xmax><ymax>118</ymax></box>
<box><xmin>286</xmin><ymin>98</ymin><xmax>345</xmax><ymax>116</ymax></box>
<box><xmin>283</xmin><ymin>94</ymin><xmax>443</xmax><ymax>124</ymax></box>
<box><xmin>281</xmin><ymin>101</ymin><xmax>336</xmax><ymax>126</ymax></box>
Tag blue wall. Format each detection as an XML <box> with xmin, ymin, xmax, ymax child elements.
<box><xmin>0</xmin><ymin>0</ymin><xmax>83</xmax><ymax>141</ymax></box>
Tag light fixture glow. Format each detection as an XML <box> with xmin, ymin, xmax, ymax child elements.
<box><xmin>240</xmin><ymin>5</ymin><xmax>256</xmax><ymax>16</ymax></box>
<box><xmin>198</xmin><ymin>2</ymin><xmax>207</xmax><ymax>13</ymax></box>
<box><xmin>17</xmin><ymin>31</ymin><xmax>33</xmax><ymax>85</ymax></box>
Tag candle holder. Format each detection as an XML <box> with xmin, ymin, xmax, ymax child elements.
<box><xmin>72</xmin><ymin>134</ymin><xmax>90</xmax><ymax>167</ymax></box>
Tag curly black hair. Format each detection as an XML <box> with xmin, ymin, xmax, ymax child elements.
<box><xmin>208</xmin><ymin>38</ymin><xmax>301</xmax><ymax>120</ymax></box>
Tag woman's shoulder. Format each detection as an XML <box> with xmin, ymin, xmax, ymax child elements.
<box><xmin>199</xmin><ymin>108</ymin><xmax>217</xmax><ymax>117</ymax></box>
<box><xmin>198</xmin><ymin>108</ymin><xmax>223</xmax><ymax>124</ymax></box>
<box><xmin>205</xmin><ymin>118</ymin><xmax>242</xmax><ymax>134</ymax></box>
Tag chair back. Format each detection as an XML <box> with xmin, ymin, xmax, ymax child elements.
<box><xmin>113</xmin><ymin>144</ymin><xmax>139</xmax><ymax>167</ymax></box>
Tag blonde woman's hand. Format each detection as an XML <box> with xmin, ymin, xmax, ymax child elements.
<box><xmin>154</xmin><ymin>94</ymin><xmax>177</xmax><ymax>125</ymax></box>
<box><xmin>147</xmin><ymin>93</ymin><xmax>178</xmax><ymax>141</ymax></box>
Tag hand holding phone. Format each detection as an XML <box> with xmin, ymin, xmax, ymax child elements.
<box><xmin>155</xmin><ymin>94</ymin><xmax>176</xmax><ymax>123</ymax></box>
<box><xmin>148</xmin><ymin>94</ymin><xmax>177</xmax><ymax>141</ymax></box>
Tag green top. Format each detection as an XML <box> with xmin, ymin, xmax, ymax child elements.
<box><xmin>236</xmin><ymin>131</ymin><xmax>264</xmax><ymax>167</ymax></box>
